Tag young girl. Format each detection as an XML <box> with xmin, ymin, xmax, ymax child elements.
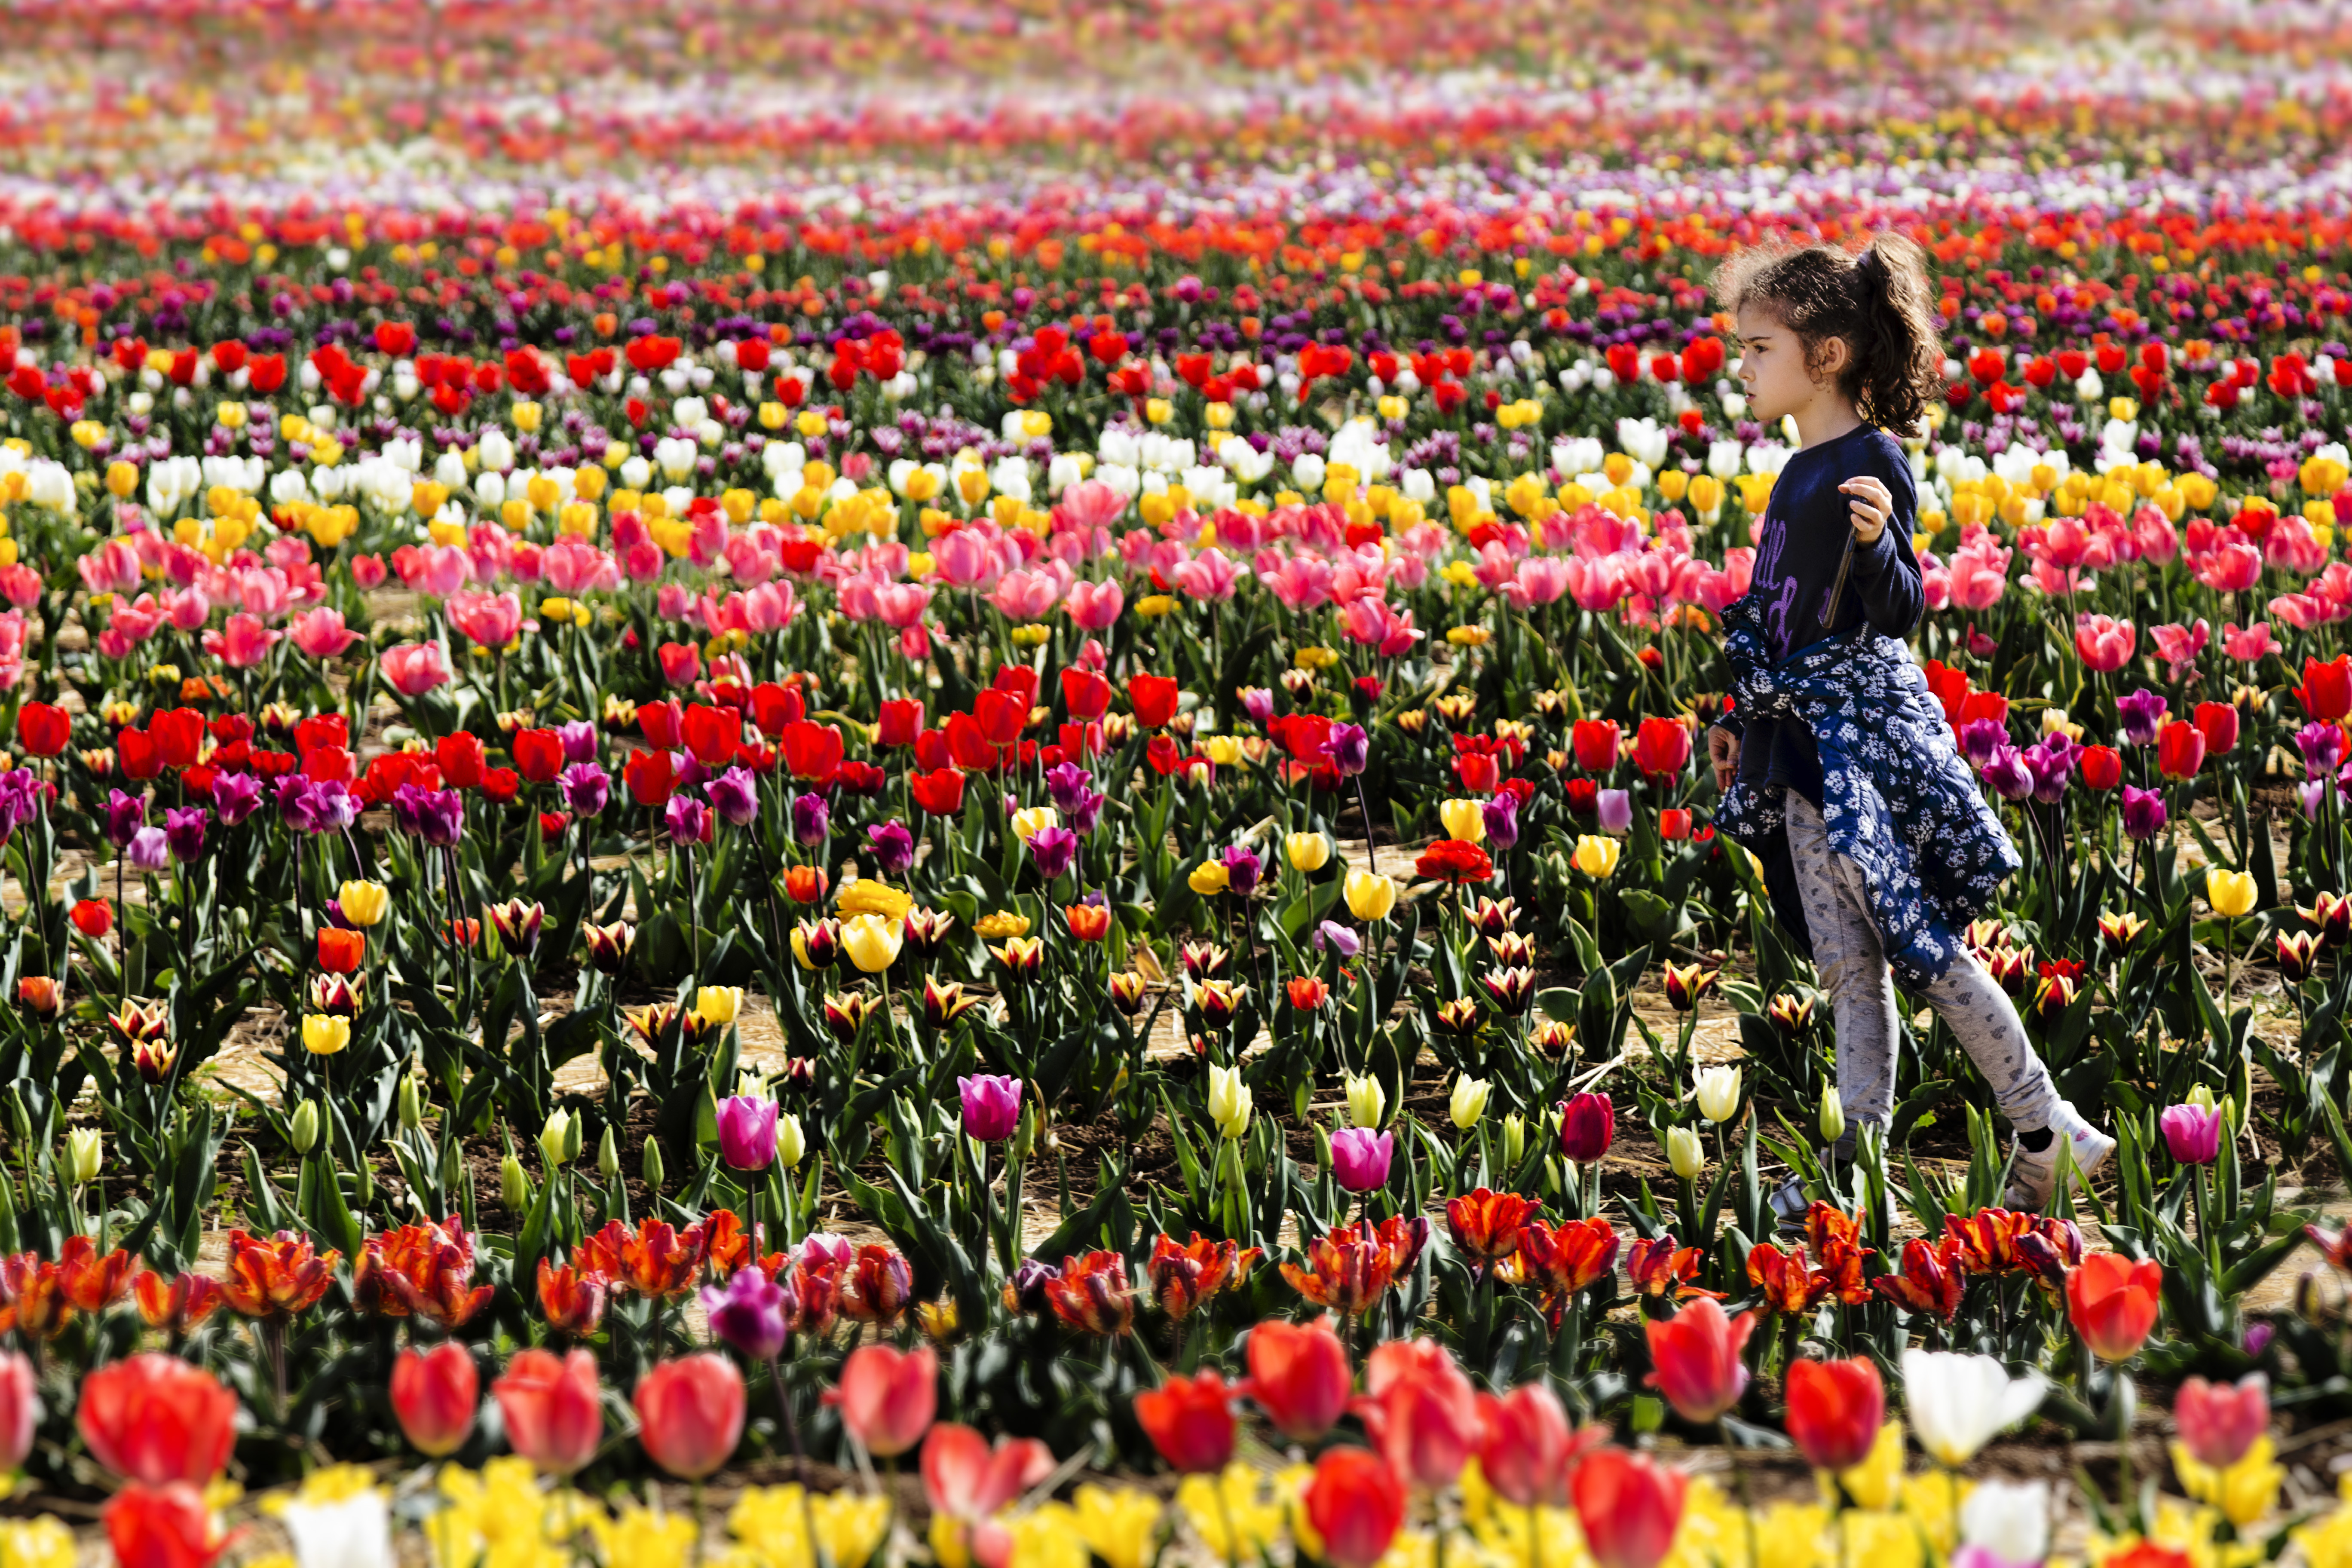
<box><xmin>1703</xmin><ymin>233</ymin><xmax>2113</xmax><ymax>1215</ymax></box>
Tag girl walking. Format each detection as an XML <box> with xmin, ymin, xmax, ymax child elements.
<box><xmin>1704</xmin><ymin>232</ymin><xmax>2113</xmax><ymax>1214</ymax></box>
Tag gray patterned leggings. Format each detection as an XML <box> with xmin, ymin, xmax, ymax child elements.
<box><xmin>1782</xmin><ymin>790</ymin><xmax>2061</xmax><ymax>1139</ymax></box>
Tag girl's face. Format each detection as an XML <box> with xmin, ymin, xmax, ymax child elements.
<box><xmin>1736</xmin><ymin>303</ymin><xmax>1846</xmax><ymax>424</ymax></box>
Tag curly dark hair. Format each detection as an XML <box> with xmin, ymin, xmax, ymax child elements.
<box><xmin>1711</xmin><ymin>230</ymin><xmax>1945</xmax><ymax>437</ymax></box>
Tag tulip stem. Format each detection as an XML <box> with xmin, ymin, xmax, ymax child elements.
<box><xmin>1354</xmin><ymin>778</ymin><xmax>1378</xmax><ymax>876</ymax></box>
<box><xmin>768</xmin><ymin>1355</ymin><xmax>831</xmax><ymax>1568</ymax></box>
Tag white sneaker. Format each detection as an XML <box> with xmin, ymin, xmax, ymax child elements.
<box><xmin>2003</xmin><ymin>1101</ymin><xmax>2116</xmax><ymax>1213</ymax></box>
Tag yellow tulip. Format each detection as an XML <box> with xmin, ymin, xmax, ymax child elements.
<box><xmin>1344</xmin><ymin>870</ymin><xmax>1397</xmax><ymax>922</ymax></box>
<box><xmin>1345</xmin><ymin>1074</ymin><xmax>1384</xmax><ymax>1130</ymax></box>
<box><xmin>1188</xmin><ymin>861</ymin><xmax>1231</xmax><ymax>897</ymax></box>
<box><xmin>1449</xmin><ymin>1076</ymin><xmax>1490</xmax><ymax>1130</ymax></box>
<box><xmin>694</xmin><ymin>986</ymin><xmax>744</xmax><ymax>1027</ymax></box>
<box><xmin>841</xmin><ymin>913</ymin><xmax>903</xmax><ymax>974</ymax></box>
<box><xmin>2205</xmin><ymin>867</ymin><xmax>2257</xmax><ymax>918</ymax></box>
<box><xmin>1572</xmin><ymin>836</ymin><xmax>1622</xmax><ymax>879</ymax></box>
<box><xmin>1286</xmin><ymin>832</ymin><xmax>1331</xmax><ymax>872</ymax></box>
<box><xmin>1438</xmin><ymin>798</ymin><xmax>1485</xmax><ymax>843</ymax></box>
<box><xmin>1010</xmin><ymin>806</ymin><xmax>1059</xmax><ymax>843</ymax></box>
<box><xmin>303</xmin><ymin>1015</ymin><xmax>351</xmax><ymax>1057</ymax></box>
<box><xmin>338</xmin><ymin>880</ymin><xmax>389</xmax><ymax>927</ymax></box>
<box><xmin>836</xmin><ymin>880</ymin><xmax>914</xmax><ymax>922</ymax></box>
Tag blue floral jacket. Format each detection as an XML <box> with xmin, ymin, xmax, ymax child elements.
<box><xmin>1712</xmin><ymin>590</ymin><xmax>2019</xmax><ymax>987</ymax></box>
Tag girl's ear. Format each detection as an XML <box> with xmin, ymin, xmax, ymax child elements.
<box><xmin>1813</xmin><ymin>335</ymin><xmax>1851</xmax><ymax>380</ymax></box>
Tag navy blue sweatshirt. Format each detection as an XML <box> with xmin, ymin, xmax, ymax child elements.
<box><xmin>1713</xmin><ymin>423</ymin><xmax>1923</xmax><ymax>807</ymax></box>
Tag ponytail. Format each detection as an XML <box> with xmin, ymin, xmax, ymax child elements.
<box><xmin>1711</xmin><ymin>230</ymin><xmax>1946</xmax><ymax>437</ymax></box>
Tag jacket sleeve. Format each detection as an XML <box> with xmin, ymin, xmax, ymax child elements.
<box><xmin>1849</xmin><ymin>442</ymin><xmax>1924</xmax><ymax>638</ymax></box>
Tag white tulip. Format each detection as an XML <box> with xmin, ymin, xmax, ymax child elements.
<box><xmin>1694</xmin><ymin>1065</ymin><xmax>1743</xmax><ymax>1124</ymax></box>
<box><xmin>1902</xmin><ymin>1349</ymin><xmax>2047</xmax><ymax>1467</ymax></box>
<box><xmin>282</xmin><ymin>1487</ymin><xmax>393</xmax><ymax>1568</ymax></box>
<box><xmin>1959</xmin><ymin>1477</ymin><xmax>2049</xmax><ymax>1565</ymax></box>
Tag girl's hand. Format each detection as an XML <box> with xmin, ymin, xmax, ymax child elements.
<box><xmin>1707</xmin><ymin>726</ymin><xmax>1740</xmax><ymax>793</ymax></box>
<box><xmin>1838</xmin><ymin>475</ymin><xmax>1894</xmax><ymax>544</ymax></box>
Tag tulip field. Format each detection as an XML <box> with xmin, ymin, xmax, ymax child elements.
<box><xmin>21</xmin><ymin>2</ymin><xmax>2352</xmax><ymax>1567</ymax></box>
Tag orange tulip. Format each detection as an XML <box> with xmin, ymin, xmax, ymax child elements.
<box><xmin>2067</xmin><ymin>1251</ymin><xmax>2163</xmax><ymax>1362</ymax></box>
<box><xmin>220</xmin><ymin>1229</ymin><xmax>339</xmax><ymax>1321</ymax></box>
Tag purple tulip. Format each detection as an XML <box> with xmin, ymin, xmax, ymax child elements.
<box><xmin>2300</xmin><ymin>721</ymin><xmax>2347</xmax><ymax>778</ymax></box>
<box><xmin>126</xmin><ymin>825</ymin><xmax>170</xmax><ymax>873</ymax></box>
<box><xmin>716</xmin><ymin>1094</ymin><xmax>779</xmax><ymax>1170</ymax></box>
<box><xmin>2118</xmin><ymin>688</ymin><xmax>2169</xmax><ymax>747</ymax></box>
<box><xmin>1330</xmin><ymin>1127</ymin><xmax>1394</xmax><ymax>1192</ymax></box>
<box><xmin>705</xmin><ymin>766</ymin><xmax>759</xmax><ymax>827</ymax></box>
<box><xmin>1325</xmin><ymin>722</ymin><xmax>1369</xmax><ymax>777</ymax></box>
<box><xmin>1959</xmin><ymin>717</ymin><xmax>2008</xmax><ymax>769</ymax></box>
<box><xmin>1069</xmin><ymin>788</ymin><xmax>1106</xmax><ymax>835</ymax></box>
<box><xmin>791</xmin><ymin>791</ymin><xmax>830</xmax><ymax>846</ymax></box>
<box><xmin>557</xmin><ymin>720</ymin><xmax>600</xmax><ymax>763</ymax></box>
<box><xmin>867</xmin><ymin>820</ymin><xmax>916</xmax><ymax>877</ymax></box>
<box><xmin>1482</xmin><ymin>793</ymin><xmax>1520</xmax><ymax>849</ymax></box>
<box><xmin>959</xmin><ymin>1074</ymin><xmax>1023</xmax><ymax>1142</ymax></box>
<box><xmin>0</xmin><ymin>772</ymin><xmax>39</xmax><ymax>839</ymax></box>
<box><xmin>1044</xmin><ymin>762</ymin><xmax>1093</xmax><ymax>814</ymax></box>
<box><xmin>701</xmin><ymin>1265</ymin><xmax>790</xmax><ymax>1361</ymax></box>
<box><xmin>103</xmin><ymin>788</ymin><xmax>145</xmax><ymax>850</ymax></box>
<box><xmin>1314</xmin><ymin>920</ymin><xmax>1361</xmax><ymax>957</ymax></box>
<box><xmin>1239</xmin><ymin>687</ymin><xmax>1274</xmax><ymax>725</ymax></box>
<box><xmin>392</xmin><ymin>783</ymin><xmax>464</xmax><ymax>846</ymax></box>
<box><xmin>2159</xmin><ymin>1101</ymin><xmax>2223</xmax><ymax>1165</ymax></box>
<box><xmin>2024</xmin><ymin>737</ymin><xmax>2076</xmax><ymax>805</ymax></box>
<box><xmin>311</xmin><ymin>782</ymin><xmax>358</xmax><ymax>835</ymax></box>
<box><xmin>559</xmin><ymin>762</ymin><xmax>610</xmax><ymax>818</ymax></box>
<box><xmin>1220</xmin><ymin>844</ymin><xmax>1263</xmax><ymax>895</ymax></box>
<box><xmin>1027</xmin><ymin>824</ymin><xmax>1078</xmax><ymax>880</ymax></box>
<box><xmin>1003</xmin><ymin>1257</ymin><xmax>1060</xmax><ymax>1314</ymax></box>
<box><xmin>163</xmin><ymin>806</ymin><xmax>208</xmax><ymax>862</ymax></box>
<box><xmin>211</xmin><ymin>770</ymin><xmax>263</xmax><ymax>826</ymax></box>
<box><xmin>2306</xmin><ymin>778</ymin><xmax>2332</xmax><ymax>820</ymax></box>
<box><xmin>1595</xmin><ymin>787</ymin><xmax>1632</xmax><ymax>833</ymax></box>
<box><xmin>665</xmin><ymin>795</ymin><xmax>712</xmax><ymax>845</ymax></box>
<box><xmin>2122</xmin><ymin>784</ymin><xmax>2168</xmax><ymax>841</ymax></box>
<box><xmin>1981</xmin><ymin>743</ymin><xmax>2034</xmax><ymax>802</ymax></box>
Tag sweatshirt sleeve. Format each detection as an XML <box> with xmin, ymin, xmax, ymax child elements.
<box><xmin>1849</xmin><ymin>438</ymin><xmax>1923</xmax><ymax>638</ymax></box>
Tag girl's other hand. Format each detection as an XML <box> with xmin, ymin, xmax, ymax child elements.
<box><xmin>1838</xmin><ymin>476</ymin><xmax>1894</xmax><ymax>544</ymax></box>
<box><xmin>1707</xmin><ymin>726</ymin><xmax>1740</xmax><ymax>793</ymax></box>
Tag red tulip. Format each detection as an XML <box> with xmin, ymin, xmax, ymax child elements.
<box><xmin>2300</xmin><ymin>655</ymin><xmax>2352</xmax><ymax>722</ymax></box>
<box><xmin>828</xmin><ymin>1343</ymin><xmax>937</xmax><ymax>1458</ymax></box>
<box><xmin>14</xmin><ymin>701</ymin><xmax>66</xmax><ymax>758</ymax></box>
<box><xmin>1632</xmin><ymin>717</ymin><xmax>1692</xmax><ymax>784</ymax></box>
<box><xmin>920</xmin><ymin>1421</ymin><xmax>1054</xmax><ymax>1522</ymax></box>
<box><xmin>2193</xmin><ymin>700</ymin><xmax>2239</xmax><ymax>757</ymax></box>
<box><xmin>493</xmin><ymin>1348</ymin><xmax>604</xmax><ymax>1476</ymax></box>
<box><xmin>2067</xmin><ymin>1252</ymin><xmax>2164</xmax><ymax>1362</ymax></box>
<box><xmin>2156</xmin><ymin>720</ymin><xmax>2205</xmax><ymax>781</ymax></box>
<box><xmin>435</xmin><ymin>731</ymin><xmax>486</xmax><ymax>790</ymax></box>
<box><xmin>971</xmin><ymin>689</ymin><xmax>1026</xmax><ymax>747</ymax></box>
<box><xmin>1643</xmin><ymin>1297</ymin><xmax>1755</xmax><ymax>1424</ymax></box>
<box><xmin>1783</xmin><ymin>1356</ymin><xmax>1884</xmax><ymax>1472</ymax></box>
<box><xmin>104</xmin><ymin>1483</ymin><xmax>227</xmax><ymax>1568</ymax></box>
<box><xmin>1060</xmin><ymin>668</ymin><xmax>1113</xmax><ymax>721</ymax></box>
<box><xmin>1133</xmin><ymin>1369</ymin><xmax>1237</xmax><ymax>1474</ymax></box>
<box><xmin>70</xmin><ymin>897</ymin><xmax>113</xmax><ymax>939</ymax></box>
<box><xmin>1357</xmin><ymin>1338</ymin><xmax>1479</xmax><ymax>1490</ymax></box>
<box><xmin>77</xmin><ymin>1353</ymin><xmax>239</xmax><ymax>1486</ymax></box>
<box><xmin>2174</xmin><ymin>1373</ymin><xmax>2269</xmax><ymax>1470</ymax></box>
<box><xmin>511</xmin><ymin>728</ymin><xmax>564</xmax><ymax>783</ymax></box>
<box><xmin>391</xmin><ymin>1342</ymin><xmax>479</xmax><ymax>1458</ymax></box>
<box><xmin>1570</xmin><ymin>718</ymin><xmax>1620</xmax><ymax>773</ymax></box>
<box><xmin>1241</xmin><ymin>1316</ymin><xmax>1352</xmax><ymax>1440</ymax></box>
<box><xmin>1559</xmin><ymin>1091</ymin><xmax>1614</xmax><ymax>1163</ymax></box>
<box><xmin>1476</xmin><ymin>1381</ymin><xmax>1587</xmax><ymax>1509</ymax></box>
<box><xmin>1303</xmin><ymin>1447</ymin><xmax>1407</xmax><ymax>1568</ymax></box>
<box><xmin>875</xmin><ymin>698</ymin><xmax>924</xmax><ymax>748</ymax></box>
<box><xmin>681</xmin><ymin>704</ymin><xmax>742</xmax><ymax>767</ymax></box>
<box><xmin>634</xmin><ymin>1354</ymin><xmax>744</xmax><ymax>1479</ymax></box>
<box><xmin>1128</xmin><ymin>673</ymin><xmax>1180</xmax><ymax>728</ymax></box>
<box><xmin>910</xmin><ymin>767</ymin><xmax>967</xmax><ymax>817</ymax></box>
<box><xmin>1573</xmin><ymin>1448</ymin><xmax>1690</xmax><ymax>1568</ymax></box>
<box><xmin>623</xmin><ymin>747</ymin><xmax>677</xmax><ymax>806</ymax></box>
<box><xmin>2079</xmin><ymin>744</ymin><xmax>2123</xmax><ymax>791</ymax></box>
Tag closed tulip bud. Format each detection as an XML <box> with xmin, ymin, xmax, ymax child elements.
<box><xmin>598</xmin><ymin>1125</ymin><xmax>620</xmax><ymax>1181</ymax></box>
<box><xmin>501</xmin><ymin>1153</ymin><xmax>530</xmax><ymax>1212</ymax></box>
<box><xmin>777</xmin><ymin>1112</ymin><xmax>805</xmax><ymax>1170</ymax></box>
<box><xmin>695</xmin><ymin>985</ymin><xmax>744</xmax><ymax>1027</ymax></box>
<box><xmin>1345</xmin><ymin>1073</ymin><xmax>1385</xmax><ymax>1130</ymax></box>
<box><xmin>642</xmin><ymin>1136</ymin><xmax>666</xmax><ymax>1191</ymax></box>
<box><xmin>1820</xmin><ymin>1089</ymin><xmax>1845</xmax><ymax>1145</ymax></box>
<box><xmin>1449</xmin><ymin>1075</ymin><xmax>1491</xmax><ymax>1130</ymax></box>
<box><xmin>1695</xmin><ymin>1065</ymin><xmax>1743</xmax><ymax>1124</ymax></box>
<box><xmin>289</xmin><ymin>1102</ymin><xmax>321</xmax><ymax>1157</ymax></box>
<box><xmin>1344</xmin><ymin>870</ymin><xmax>1398</xmax><ymax>921</ymax></box>
<box><xmin>1207</xmin><ymin>1064</ymin><xmax>1252</xmax><ymax>1140</ymax></box>
<box><xmin>397</xmin><ymin>1075</ymin><xmax>423</xmax><ymax>1130</ymax></box>
<box><xmin>1503</xmin><ymin>1113</ymin><xmax>1526</xmax><ymax>1167</ymax></box>
<box><xmin>1668</xmin><ymin>1124</ymin><xmax>1704</xmax><ymax>1179</ymax></box>
<box><xmin>2206</xmin><ymin>867</ymin><xmax>2257</xmax><ymax>918</ymax></box>
<box><xmin>1286</xmin><ymin>831</ymin><xmax>1332</xmax><ymax>871</ymax></box>
<box><xmin>302</xmin><ymin>1014</ymin><xmax>351</xmax><ymax>1056</ymax></box>
<box><xmin>338</xmin><ymin>879</ymin><xmax>389</xmax><ymax>927</ymax></box>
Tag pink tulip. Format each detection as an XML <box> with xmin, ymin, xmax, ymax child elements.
<box><xmin>202</xmin><ymin>612</ymin><xmax>280</xmax><ymax>669</ymax></box>
<box><xmin>2073</xmin><ymin>612</ymin><xmax>2137</xmax><ymax>672</ymax></box>
<box><xmin>288</xmin><ymin>607</ymin><xmax>361</xmax><ymax>659</ymax></box>
<box><xmin>1258</xmin><ymin>557</ymin><xmax>1333</xmax><ymax>611</ymax></box>
<box><xmin>2150</xmin><ymin>619</ymin><xmax>2209</xmax><ymax>683</ymax></box>
<box><xmin>989</xmin><ymin>569</ymin><xmax>1062</xmax><ymax>620</ymax></box>
<box><xmin>1063</xmin><ymin>577</ymin><xmax>1125</xmax><ymax>629</ymax></box>
<box><xmin>2223</xmin><ymin>622</ymin><xmax>2275</xmax><ymax>662</ymax></box>
<box><xmin>448</xmin><ymin>591</ymin><xmax>523</xmax><ymax>649</ymax></box>
<box><xmin>543</xmin><ymin>537</ymin><xmax>618</xmax><ymax>594</ymax></box>
<box><xmin>380</xmin><ymin>640</ymin><xmax>453</xmax><ymax>695</ymax></box>
<box><xmin>1172</xmin><ymin>547</ymin><xmax>1242</xmax><ymax>602</ymax></box>
<box><xmin>2175</xmin><ymin>1373</ymin><xmax>2269</xmax><ymax>1470</ymax></box>
<box><xmin>829</xmin><ymin>1344</ymin><xmax>938</xmax><ymax>1458</ymax></box>
<box><xmin>1053</xmin><ymin>479</ymin><xmax>1127</xmax><ymax>534</ymax></box>
<box><xmin>871</xmin><ymin>581</ymin><xmax>934</xmax><ymax>629</ymax></box>
<box><xmin>2194</xmin><ymin>539</ymin><xmax>2263</xmax><ymax>593</ymax></box>
<box><xmin>933</xmin><ymin>528</ymin><xmax>1000</xmax><ymax>590</ymax></box>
